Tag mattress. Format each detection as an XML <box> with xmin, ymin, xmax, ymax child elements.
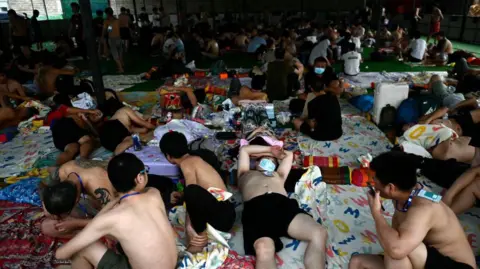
<box><xmin>343</xmin><ymin>71</ymin><xmax>449</xmax><ymax>89</ymax></box>
<box><xmin>126</xmin><ymin>146</ymin><xmax>180</xmax><ymax>177</ymax></box>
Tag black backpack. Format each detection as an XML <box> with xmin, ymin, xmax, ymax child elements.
<box><xmin>378</xmin><ymin>104</ymin><xmax>397</xmax><ymax>130</ymax></box>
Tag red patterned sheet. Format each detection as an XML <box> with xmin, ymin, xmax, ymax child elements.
<box><xmin>0</xmin><ymin>201</ymin><xmax>68</xmax><ymax>268</ymax></box>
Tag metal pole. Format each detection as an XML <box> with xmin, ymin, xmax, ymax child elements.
<box><xmin>132</xmin><ymin>0</ymin><xmax>139</xmax><ymax>25</ymax></box>
<box><xmin>42</xmin><ymin>0</ymin><xmax>49</xmax><ymax>20</ymax></box>
<box><xmin>78</xmin><ymin>0</ymin><xmax>105</xmax><ymax>105</ymax></box>
<box><xmin>459</xmin><ymin>0</ymin><xmax>468</xmax><ymax>41</ymax></box>
<box><xmin>30</xmin><ymin>0</ymin><xmax>35</xmax><ymax>15</ymax></box>
<box><xmin>301</xmin><ymin>0</ymin><xmax>304</xmax><ymax>18</ymax></box>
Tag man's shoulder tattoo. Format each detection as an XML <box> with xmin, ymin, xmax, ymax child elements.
<box><xmin>94</xmin><ymin>188</ymin><xmax>111</xmax><ymax>206</ymax></box>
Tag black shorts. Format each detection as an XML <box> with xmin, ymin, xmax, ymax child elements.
<box><xmin>184</xmin><ymin>184</ymin><xmax>236</xmax><ymax>233</ymax></box>
<box><xmin>120</xmin><ymin>28</ymin><xmax>131</xmax><ymax>40</ymax></box>
<box><xmin>12</xmin><ymin>36</ymin><xmax>30</xmax><ymax>48</ymax></box>
<box><xmin>409</xmin><ymin>55</ymin><xmax>423</xmax><ymax>63</ymax></box>
<box><xmin>99</xmin><ymin>119</ymin><xmax>130</xmax><ymax>152</ymax></box>
<box><xmin>51</xmin><ymin>117</ymin><xmax>89</xmax><ymax>151</ymax></box>
<box><xmin>300</xmin><ymin>122</ymin><xmax>314</xmax><ymax>137</ymax></box>
<box><xmin>379</xmin><ymin>246</ymin><xmax>473</xmax><ymax>269</ymax></box>
<box><xmin>242</xmin><ymin>192</ymin><xmax>309</xmax><ymax>255</ymax></box>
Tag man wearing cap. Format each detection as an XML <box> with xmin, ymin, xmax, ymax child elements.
<box><xmin>237</xmin><ymin>145</ymin><xmax>328</xmax><ymax>269</ymax></box>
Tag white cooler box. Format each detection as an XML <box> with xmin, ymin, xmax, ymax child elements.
<box><xmin>371</xmin><ymin>83</ymin><xmax>409</xmax><ymax>124</ymax></box>
<box><xmin>126</xmin><ymin>146</ymin><xmax>180</xmax><ymax>178</ymax></box>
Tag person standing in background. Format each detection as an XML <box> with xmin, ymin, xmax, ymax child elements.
<box><xmin>93</xmin><ymin>10</ymin><xmax>106</xmax><ymax>57</ymax></box>
<box><xmin>119</xmin><ymin>7</ymin><xmax>131</xmax><ymax>53</ymax></box>
<box><xmin>31</xmin><ymin>10</ymin><xmax>43</xmax><ymax>51</ymax></box>
<box><xmin>427</xmin><ymin>4</ymin><xmax>444</xmax><ymax>44</ymax></box>
<box><xmin>159</xmin><ymin>6</ymin><xmax>171</xmax><ymax>31</ymax></box>
<box><xmin>152</xmin><ymin>7</ymin><xmax>161</xmax><ymax>33</ymax></box>
<box><xmin>8</xmin><ymin>9</ymin><xmax>29</xmax><ymax>50</ymax></box>
<box><xmin>69</xmin><ymin>3</ymin><xmax>86</xmax><ymax>59</ymax></box>
<box><xmin>139</xmin><ymin>7</ymin><xmax>151</xmax><ymax>53</ymax></box>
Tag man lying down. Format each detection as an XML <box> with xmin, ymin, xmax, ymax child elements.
<box><xmin>237</xmin><ymin>145</ymin><xmax>328</xmax><ymax>269</ymax></box>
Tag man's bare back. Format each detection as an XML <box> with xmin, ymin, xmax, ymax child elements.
<box><xmin>59</xmin><ymin>160</ymin><xmax>115</xmax><ymax>207</ymax></box>
<box><xmin>239</xmin><ymin>170</ymin><xmax>288</xmax><ymax>201</ymax></box>
<box><xmin>180</xmin><ymin>156</ymin><xmax>226</xmax><ymax>190</ymax></box>
<box><xmin>56</xmin><ymin>188</ymin><xmax>177</xmax><ymax>269</ymax></box>
<box><xmin>36</xmin><ymin>66</ymin><xmax>76</xmax><ymax>94</ymax></box>
<box><xmin>235</xmin><ymin>35</ymin><xmax>248</xmax><ymax>47</ymax></box>
<box><xmin>0</xmin><ymin>79</ymin><xmax>26</xmax><ymax>96</ymax></box>
<box><xmin>393</xmin><ymin>196</ymin><xmax>475</xmax><ymax>268</ymax></box>
<box><xmin>103</xmin><ymin>189</ymin><xmax>177</xmax><ymax>268</ymax></box>
<box><xmin>110</xmin><ymin>106</ymin><xmax>153</xmax><ymax>133</ymax></box>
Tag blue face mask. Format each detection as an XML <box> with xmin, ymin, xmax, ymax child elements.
<box><xmin>314</xmin><ymin>67</ymin><xmax>325</xmax><ymax>75</ymax></box>
<box><xmin>259</xmin><ymin>158</ymin><xmax>276</xmax><ymax>176</ymax></box>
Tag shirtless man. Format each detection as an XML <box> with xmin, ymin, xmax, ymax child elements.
<box><xmin>103</xmin><ymin>8</ymin><xmax>124</xmax><ymax>73</ymax></box>
<box><xmin>8</xmin><ymin>9</ymin><xmax>29</xmax><ymax>49</ymax></box>
<box><xmin>429</xmin><ymin>31</ymin><xmax>453</xmax><ymax>63</ymax></box>
<box><xmin>55</xmin><ymin>153</ymin><xmax>177</xmax><ymax>269</ymax></box>
<box><xmin>238</xmin><ymin>145</ymin><xmax>327</xmax><ymax>269</ymax></box>
<box><xmin>443</xmin><ymin>166</ymin><xmax>480</xmax><ymax>214</ymax></box>
<box><xmin>35</xmin><ymin>65</ymin><xmax>78</xmax><ymax>97</ymax></box>
<box><xmin>427</xmin><ymin>5</ymin><xmax>444</xmax><ymax>44</ymax></box>
<box><xmin>0</xmin><ymin>106</ymin><xmax>38</xmax><ymax>130</ymax></box>
<box><xmin>41</xmin><ymin>159</ymin><xmax>115</xmax><ymax>238</ymax></box>
<box><xmin>0</xmin><ymin>71</ymin><xmax>29</xmax><ymax>107</ymax></box>
<box><xmin>118</xmin><ymin>7</ymin><xmax>131</xmax><ymax>53</ymax></box>
<box><xmin>349</xmin><ymin>151</ymin><xmax>476</xmax><ymax>269</ymax></box>
<box><xmin>99</xmin><ymin>106</ymin><xmax>155</xmax><ymax>155</ymax></box>
<box><xmin>160</xmin><ymin>131</ymin><xmax>236</xmax><ymax>253</ymax></box>
<box><xmin>392</xmin><ymin>26</ymin><xmax>405</xmax><ymax>60</ymax></box>
<box><xmin>202</xmin><ymin>34</ymin><xmax>220</xmax><ymax>59</ymax></box>
<box><xmin>48</xmin><ymin>105</ymin><xmax>102</xmax><ymax>165</ymax></box>
<box><xmin>235</xmin><ymin>29</ymin><xmax>250</xmax><ymax>50</ymax></box>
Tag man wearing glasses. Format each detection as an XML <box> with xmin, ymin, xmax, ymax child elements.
<box><xmin>349</xmin><ymin>151</ymin><xmax>475</xmax><ymax>269</ymax></box>
<box><xmin>56</xmin><ymin>153</ymin><xmax>178</xmax><ymax>269</ymax></box>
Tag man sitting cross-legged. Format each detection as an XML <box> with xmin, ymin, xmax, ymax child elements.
<box><xmin>55</xmin><ymin>153</ymin><xmax>178</xmax><ymax>269</ymax></box>
<box><xmin>160</xmin><ymin>131</ymin><xmax>236</xmax><ymax>253</ymax></box>
<box><xmin>41</xmin><ymin>159</ymin><xmax>115</xmax><ymax>238</ymax></box>
<box><xmin>237</xmin><ymin>145</ymin><xmax>328</xmax><ymax>269</ymax></box>
<box><xmin>349</xmin><ymin>151</ymin><xmax>475</xmax><ymax>269</ymax></box>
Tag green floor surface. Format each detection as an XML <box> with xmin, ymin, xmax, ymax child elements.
<box><xmin>73</xmin><ymin>39</ymin><xmax>480</xmax><ymax>92</ymax></box>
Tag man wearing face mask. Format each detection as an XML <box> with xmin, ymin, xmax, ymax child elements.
<box><xmin>304</xmin><ymin>56</ymin><xmax>336</xmax><ymax>93</ymax></box>
<box><xmin>237</xmin><ymin>145</ymin><xmax>328</xmax><ymax>269</ymax></box>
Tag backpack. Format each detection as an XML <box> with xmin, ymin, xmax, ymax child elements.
<box><xmin>378</xmin><ymin>104</ymin><xmax>396</xmax><ymax>130</ymax></box>
<box><xmin>396</xmin><ymin>96</ymin><xmax>439</xmax><ymax>125</ymax></box>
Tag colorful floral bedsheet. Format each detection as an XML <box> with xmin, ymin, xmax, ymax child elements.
<box><xmin>298</xmin><ymin>102</ymin><xmax>392</xmax><ymax>168</ymax></box>
<box><xmin>0</xmin><ymin>132</ymin><xmax>57</xmax><ymax>178</ymax></box>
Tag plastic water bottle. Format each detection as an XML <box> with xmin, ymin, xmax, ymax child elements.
<box><xmin>132</xmin><ymin>134</ymin><xmax>142</xmax><ymax>151</ymax></box>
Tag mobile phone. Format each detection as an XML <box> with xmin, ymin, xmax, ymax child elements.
<box><xmin>367</xmin><ymin>185</ymin><xmax>376</xmax><ymax>196</ymax></box>
<box><xmin>367</xmin><ymin>183</ymin><xmax>385</xmax><ymax>211</ymax></box>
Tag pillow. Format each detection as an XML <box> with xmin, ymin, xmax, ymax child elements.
<box><xmin>0</xmin><ymin>178</ymin><xmax>42</xmax><ymax>206</ymax></box>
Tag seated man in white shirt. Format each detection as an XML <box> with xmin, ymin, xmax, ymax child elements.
<box><xmin>407</xmin><ymin>31</ymin><xmax>427</xmax><ymax>63</ymax></box>
<box><xmin>341</xmin><ymin>43</ymin><xmax>362</xmax><ymax>76</ymax></box>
